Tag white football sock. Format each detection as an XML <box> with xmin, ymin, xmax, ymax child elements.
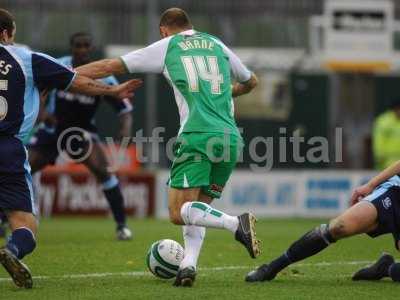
<box><xmin>180</xmin><ymin>201</ymin><xmax>239</xmax><ymax>234</ymax></box>
<box><xmin>180</xmin><ymin>225</ymin><xmax>205</xmax><ymax>270</ymax></box>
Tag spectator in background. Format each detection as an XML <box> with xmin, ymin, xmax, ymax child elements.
<box><xmin>373</xmin><ymin>99</ymin><xmax>400</xmax><ymax>169</ymax></box>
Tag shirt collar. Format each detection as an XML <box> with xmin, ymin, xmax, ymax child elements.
<box><xmin>179</xmin><ymin>29</ymin><xmax>196</xmax><ymax>36</ymax></box>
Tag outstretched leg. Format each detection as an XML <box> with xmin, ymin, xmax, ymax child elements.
<box><xmin>246</xmin><ymin>201</ymin><xmax>378</xmax><ymax>282</ymax></box>
<box><xmin>83</xmin><ymin>142</ymin><xmax>132</xmax><ymax>240</ymax></box>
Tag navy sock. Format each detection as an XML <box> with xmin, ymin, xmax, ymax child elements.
<box><xmin>6</xmin><ymin>228</ymin><xmax>36</xmax><ymax>259</ymax></box>
<box><xmin>103</xmin><ymin>183</ymin><xmax>126</xmax><ymax>228</ymax></box>
<box><xmin>269</xmin><ymin>224</ymin><xmax>335</xmax><ymax>274</ymax></box>
<box><xmin>389</xmin><ymin>263</ymin><xmax>400</xmax><ymax>282</ymax></box>
<box><xmin>268</xmin><ymin>253</ymin><xmax>291</xmax><ymax>274</ymax></box>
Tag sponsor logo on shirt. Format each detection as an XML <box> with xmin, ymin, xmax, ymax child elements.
<box><xmin>382</xmin><ymin>197</ymin><xmax>392</xmax><ymax>210</ymax></box>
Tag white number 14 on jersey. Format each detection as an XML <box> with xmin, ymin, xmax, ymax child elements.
<box><xmin>181</xmin><ymin>56</ymin><xmax>223</xmax><ymax>95</ymax></box>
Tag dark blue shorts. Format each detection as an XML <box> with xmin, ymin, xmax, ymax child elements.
<box><xmin>28</xmin><ymin>126</ymin><xmax>99</xmax><ymax>164</ymax></box>
<box><xmin>363</xmin><ymin>177</ymin><xmax>400</xmax><ymax>249</ymax></box>
<box><xmin>0</xmin><ymin>136</ymin><xmax>35</xmax><ymax>214</ymax></box>
<box><xmin>0</xmin><ymin>172</ymin><xmax>35</xmax><ymax>214</ymax></box>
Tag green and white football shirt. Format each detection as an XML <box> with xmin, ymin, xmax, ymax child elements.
<box><xmin>120</xmin><ymin>29</ymin><xmax>251</xmax><ymax>137</ymax></box>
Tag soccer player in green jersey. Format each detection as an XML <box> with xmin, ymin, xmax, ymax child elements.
<box><xmin>76</xmin><ymin>7</ymin><xmax>259</xmax><ymax>287</ymax></box>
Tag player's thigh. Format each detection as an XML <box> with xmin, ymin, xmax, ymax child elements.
<box><xmin>168</xmin><ymin>133</ymin><xmax>216</xmax><ymax>224</ymax></box>
<box><xmin>28</xmin><ymin>148</ymin><xmax>53</xmax><ymax>174</ymax></box>
<box><xmin>83</xmin><ymin>142</ymin><xmax>110</xmax><ymax>182</ymax></box>
<box><xmin>0</xmin><ymin>172</ymin><xmax>37</xmax><ymax>234</ymax></box>
<box><xmin>27</xmin><ymin>129</ymin><xmax>59</xmax><ymax>174</ymax></box>
<box><xmin>360</xmin><ymin>185</ymin><xmax>400</xmax><ymax>248</ymax></box>
<box><xmin>168</xmin><ymin>158</ymin><xmax>211</xmax><ymax>224</ymax></box>
<box><xmin>203</xmin><ymin>159</ymin><xmax>236</xmax><ymax>199</ymax></box>
<box><xmin>202</xmin><ymin>137</ymin><xmax>241</xmax><ymax>199</ymax></box>
<box><xmin>329</xmin><ymin>201</ymin><xmax>378</xmax><ymax>239</ymax></box>
<box><xmin>169</xmin><ymin>134</ymin><xmax>212</xmax><ymax>191</ymax></box>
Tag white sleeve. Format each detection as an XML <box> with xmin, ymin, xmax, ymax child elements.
<box><xmin>120</xmin><ymin>37</ymin><xmax>171</xmax><ymax>73</ymax></box>
<box><xmin>214</xmin><ymin>40</ymin><xmax>252</xmax><ymax>83</ymax></box>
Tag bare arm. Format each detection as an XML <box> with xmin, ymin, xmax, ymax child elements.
<box><xmin>68</xmin><ymin>74</ymin><xmax>142</xmax><ymax>99</ymax></box>
<box><xmin>367</xmin><ymin>161</ymin><xmax>400</xmax><ymax>188</ymax></box>
<box><xmin>36</xmin><ymin>89</ymin><xmax>49</xmax><ymax>123</ymax></box>
<box><xmin>232</xmin><ymin>73</ymin><xmax>259</xmax><ymax>98</ymax></box>
<box><xmin>75</xmin><ymin>58</ymin><xmax>127</xmax><ymax>80</ymax></box>
<box><xmin>350</xmin><ymin>160</ymin><xmax>400</xmax><ymax>205</ymax></box>
<box><xmin>118</xmin><ymin>112</ymin><xmax>133</xmax><ymax>141</ymax></box>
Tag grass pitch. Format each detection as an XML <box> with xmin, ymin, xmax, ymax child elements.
<box><xmin>0</xmin><ymin>217</ymin><xmax>399</xmax><ymax>299</ymax></box>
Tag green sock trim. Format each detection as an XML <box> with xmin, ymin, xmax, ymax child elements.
<box><xmin>191</xmin><ymin>202</ymin><xmax>223</xmax><ymax>217</ymax></box>
<box><xmin>210</xmin><ymin>209</ymin><xmax>223</xmax><ymax>217</ymax></box>
<box><xmin>191</xmin><ymin>202</ymin><xmax>208</xmax><ymax>211</ymax></box>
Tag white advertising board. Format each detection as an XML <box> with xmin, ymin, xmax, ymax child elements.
<box><xmin>325</xmin><ymin>0</ymin><xmax>394</xmax><ymax>62</ymax></box>
<box><xmin>155</xmin><ymin>170</ymin><xmax>377</xmax><ymax>219</ymax></box>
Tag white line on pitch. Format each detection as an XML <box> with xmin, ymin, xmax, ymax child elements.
<box><xmin>0</xmin><ymin>260</ymin><xmax>375</xmax><ymax>282</ymax></box>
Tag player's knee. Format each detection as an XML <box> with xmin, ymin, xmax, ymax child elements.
<box><xmin>169</xmin><ymin>211</ymin><xmax>184</xmax><ymax>225</ymax></box>
<box><xmin>168</xmin><ymin>206</ymin><xmax>184</xmax><ymax>225</ymax></box>
<box><xmin>101</xmin><ymin>175</ymin><xmax>119</xmax><ymax>191</ymax></box>
<box><xmin>8</xmin><ymin>211</ymin><xmax>38</xmax><ymax>236</ymax></box>
<box><xmin>329</xmin><ymin>218</ymin><xmax>349</xmax><ymax>239</ymax></box>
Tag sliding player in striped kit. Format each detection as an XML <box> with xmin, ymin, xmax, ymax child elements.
<box><xmin>246</xmin><ymin>160</ymin><xmax>400</xmax><ymax>284</ymax></box>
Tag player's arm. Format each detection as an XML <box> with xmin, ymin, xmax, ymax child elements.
<box><xmin>216</xmin><ymin>40</ymin><xmax>258</xmax><ymax>97</ymax></box>
<box><xmin>76</xmin><ymin>38</ymin><xmax>170</xmax><ymax>79</ymax></box>
<box><xmin>68</xmin><ymin>74</ymin><xmax>141</xmax><ymax>99</ymax></box>
<box><xmin>75</xmin><ymin>58</ymin><xmax>127</xmax><ymax>79</ymax></box>
<box><xmin>36</xmin><ymin>89</ymin><xmax>50</xmax><ymax>123</ymax></box>
<box><xmin>102</xmin><ymin>76</ymin><xmax>134</xmax><ymax>140</ymax></box>
<box><xmin>32</xmin><ymin>52</ymin><xmax>141</xmax><ymax>99</ymax></box>
<box><xmin>118</xmin><ymin>111</ymin><xmax>133</xmax><ymax>141</ymax></box>
<box><xmin>231</xmin><ymin>73</ymin><xmax>259</xmax><ymax>97</ymax></box>
<box><xmin>350</xmin><ymin>161</ymin><xmax>400</xmax><ymax>205</ymax></box>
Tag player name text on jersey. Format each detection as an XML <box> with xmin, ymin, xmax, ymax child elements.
<box><xmin>178</xmin><ymin>39</ymin><xmax>214</xmax><ymax>51</ymax></box>
<box><xmin>0</xmin><ymin>60</ymin><xmax>12</xmax><ymax>75</ymax></box>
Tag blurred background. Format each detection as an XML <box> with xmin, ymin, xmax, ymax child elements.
<box><xmin>3</xmin><ymin>0</ymin><xmax>400</xmax><ymax>219</ymax></box>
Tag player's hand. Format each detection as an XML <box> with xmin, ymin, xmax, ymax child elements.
<box><xmin>113</xmin><ymin>79</ymin><xmax>143</xmax><ymax>99</ymax></box>
<box><xmin>350</xmin><ymin>183</ymin><xmax>375</xmax><ymax>206</ymax></box>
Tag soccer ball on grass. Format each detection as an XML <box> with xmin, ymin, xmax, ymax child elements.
<box><xmin>146</xmin><ymin>239</ymin><xmax>184</xmax><ymax>279</ymax></box>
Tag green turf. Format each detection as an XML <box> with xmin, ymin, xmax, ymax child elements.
<box><xmin>0</xmin><ymin>217</ymin><xmax>399</xmax><ymax>299</ymax></box>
